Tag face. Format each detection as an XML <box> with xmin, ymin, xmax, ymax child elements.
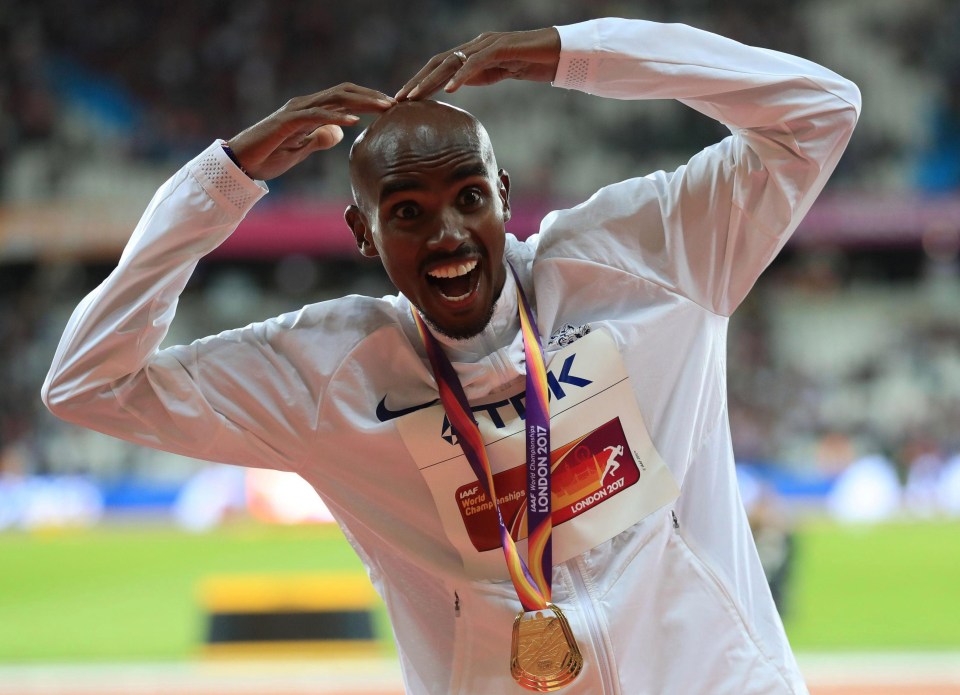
<box><xmin>346</xmin><ymin>103</ymin><xmax>510</xmax><ymax>340</ymax></box>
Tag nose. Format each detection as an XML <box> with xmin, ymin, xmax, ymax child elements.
<box><xmin>425</xmin><ymin>210</ymin><xmax>469</xmax><ymax>252</ymax></box>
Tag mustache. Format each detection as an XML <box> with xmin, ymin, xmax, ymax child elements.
<box><xmin>420</xmin><ymin>244</ymin><xmax>483</xmax><ymax>274</ymax></box>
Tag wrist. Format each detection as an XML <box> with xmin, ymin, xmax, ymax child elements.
<box><xmin>221</xmin><ymin>142</ymin><xmax>251</xmax><ymax>178</ymax></box>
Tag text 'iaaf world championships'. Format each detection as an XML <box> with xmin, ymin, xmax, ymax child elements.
<box><xmin>460</xmin><ymin>488</ymin><xmax>526</xmax><ymax>517</ymax></box>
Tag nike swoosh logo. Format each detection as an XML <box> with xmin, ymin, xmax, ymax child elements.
<box><xmin>376</xmin><ymin>396</ymin><xmax>439</xmax><ymax>422</ymax></box>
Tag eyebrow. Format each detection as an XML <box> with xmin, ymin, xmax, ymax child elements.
<box><xmin>378</xmin><ymin>162</ymin><xmax>490</xmax><ymax>204</ymax></box>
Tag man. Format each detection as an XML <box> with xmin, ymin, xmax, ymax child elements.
<box><xmin>43</xmin><ymin>18</ymin><xmax>859</xmax><ymax>694</ymax></box>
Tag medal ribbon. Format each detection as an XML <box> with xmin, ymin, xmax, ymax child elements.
<box><xmin>411</xmin><ymin>264</ymin><xmax>551</xmax><ymax>612</ymax></box>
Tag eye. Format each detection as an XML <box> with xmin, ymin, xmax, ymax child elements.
<box><xmin>393</xmin><ymin>202</ymin><xmax>420</xmax><ymax>220</ymax></box>
<box><xmin>458</xmin><ymin>188</ymin><xmax>484</xmax><ymax>209</ymax></box>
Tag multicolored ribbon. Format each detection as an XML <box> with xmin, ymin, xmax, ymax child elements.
<box><xmin>411</xmin><ymin>264</ymin><xmax>552</xmax><ymax>612</ymax></box>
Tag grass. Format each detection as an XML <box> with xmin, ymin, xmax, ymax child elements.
<box><xmin>784</xmin><ymin>518</ymin><xmax>960</xmax><ymax>650</ymax></box>
<box><xmin>1</xmin><ymin>518</ymin><xmax>958</xmax><ymax>662</ymax></box>
<box><xmin>0</xmin><ymin>522</ymin><xmax>367</xmax><ymax>662</ymax></box>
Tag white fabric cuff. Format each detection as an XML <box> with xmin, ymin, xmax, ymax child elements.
<box><xmin>188</xmin><ymin>140</ymin><xmax>269</xmax><ymax>214</ymax></box>
<box><xmin>552</xmin><ymin>21</ymin><xmax>600</xmax><ymax>91</ymax></box>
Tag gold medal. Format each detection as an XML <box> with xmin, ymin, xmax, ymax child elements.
<box><xmin>510</xmin><ymin>603</ymin><xmax>583</xmax><ymax>692</ymax></box>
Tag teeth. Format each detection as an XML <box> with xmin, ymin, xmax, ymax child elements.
<box><xmin>427</xmin><ymin>259</ymin><xmax>477</xmax><ymax>279</ymax></box>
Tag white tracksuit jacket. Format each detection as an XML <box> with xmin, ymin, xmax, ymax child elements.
<box><xmin>43</xmin><ymin>18</ymin><xmax>860</xmax><ymax>695</ymax></box>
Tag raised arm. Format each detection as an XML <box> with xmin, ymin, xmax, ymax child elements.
<box><xmin>547</xmin><ymin>19</ymin><xmax>859</xmax><ymax>314</ymax></box>
<box><xmin>42</xmin><ymin>85</ymin><xmax>395</xmax><ymax>470</ymax></box>
<box><xmin>400</xmin><ymin>19</ymin><xmax>860</xmax><ymax>315</ymax></box>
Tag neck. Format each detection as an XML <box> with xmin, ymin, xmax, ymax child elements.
<box><xmin>426</xmin><ymin>262</ymin><xmax>519</xmax><ymax>360</ymax></box>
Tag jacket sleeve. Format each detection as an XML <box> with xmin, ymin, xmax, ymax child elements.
<box><xmin>541</xmin><ymin>18</ymin><xmax>861</xmax><ymax>315</ymax></box>
<box><xmin>41</xmin><ymin>142</ymin><xmax>320</xmax><ymax>472</ymax></box>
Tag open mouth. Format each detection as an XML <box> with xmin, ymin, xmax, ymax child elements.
<box><xmin>425</xmin><ymin>258</ymin><xmax>481</xmax><ymax>303</ymax></box>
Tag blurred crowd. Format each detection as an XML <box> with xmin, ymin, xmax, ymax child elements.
<box><xmin>2</xmin><ymin>0</ymin><xmax>960</xmax><ymax>203</ymax></box>
<box><xmin>4</xmin><ymin>248</ymin><xmax>960</xmax><ymax>529</ymax></box>
<box><xmin>729</xmin><ymin>248</ymin><xmax>960</xmax><ymax>518</ymax></box>
<box><xmin>2</xmin><ymin>0</ymin><xmax>960</xmax><ymax>527</ymax></box>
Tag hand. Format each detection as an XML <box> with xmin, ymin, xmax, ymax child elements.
<box><xmin>395</xmin><ymin>28</ymin><xmax>561</xmax><ymax>101</ymax></box>
<box><xmin>225</xmin><ymin>84</ymin><xmax>396</xmax><ymax>180</ymax></box>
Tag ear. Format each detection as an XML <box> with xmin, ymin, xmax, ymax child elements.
<box><xmin>344</xmin><ymin>205</ymin><xmax>379</xmax><ymax>258</ymax></box>
<box><xmin>498</xmin><ymin>168</ymin><xmax>512</xmax><ymax>223</ymax></box>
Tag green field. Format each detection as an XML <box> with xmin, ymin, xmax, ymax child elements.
<box><xmin>784</xmin><ymin>518</ymin><xmax>960</xmax><ymax>649</ymax></box>
<box><xmin>0</xmin><ymin>523</ymin><xmax>368</xmax><ymax>662</ymax></box>
<box><xmin>1</xmin><ymin>519</ymin><xmax>958</xmax><ymax>662</ymax></box>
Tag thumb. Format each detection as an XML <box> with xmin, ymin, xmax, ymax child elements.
<box><xmin>308</xmin><ymin>124</ymin><xmax>345</xmax><ymax>151</ymax></box>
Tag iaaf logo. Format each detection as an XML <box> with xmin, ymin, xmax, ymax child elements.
<box><xmin>440</xmin><ymin>353</ymin><xmax>592</xmax><ymax>446</ymax></box>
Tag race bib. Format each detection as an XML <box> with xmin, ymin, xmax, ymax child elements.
<box><xmin>396</xmin><ymin>329</ymin><xmax>679</xmax><ymax>579</ymax></box>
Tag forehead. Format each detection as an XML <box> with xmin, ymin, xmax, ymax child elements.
<box><xmin>352</xmin><ymin>105</ymin><xmax>497</xmax><ymax>205</ymax></box>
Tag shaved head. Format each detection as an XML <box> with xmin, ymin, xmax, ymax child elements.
<box><xmin>348</xmin><ymin>101</ymin><xmax>498</xmax><ymax>212</ymax></box>
<box><xmin>343</xmin><ymin>99</ymin><xmax>511</xmax><ymax>340</ymax></box>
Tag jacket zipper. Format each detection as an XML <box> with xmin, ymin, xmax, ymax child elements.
<box><xmin>567</xmin><ymin>557</ymin><xmax>619</xmax><ymax>694</ymax></box>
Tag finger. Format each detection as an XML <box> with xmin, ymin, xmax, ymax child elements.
<box><xmin>305</xmin><ymin>124</ymin><xmax>344</xmax><ymax>151</ymax></box>
<box><xmin>339</xmin><ymin>83</ymin><xmax>399</xmax><ymax>103</ymax></box>
<box><xmin>246</xmin><ymin>108</ymin><xmax>357</xmax><ymax>157</ymax></box>
<box><xmin>282</xmin><ymin>107</ymin><xmax>361</xmax><ymax>130</ymax></box>
<box><xmin>396</xmin><ymin>35</ymin><xmax>492</xmax><ymax>100</ymax></box>
<box><xmin>405</xmin><ymin>52</ymin><xmax>473</xmax><ymax>100</ymax></box>
<box><xmin>328</xmin><ymin>84</ymin><xmax>397</xmax><ymax>110</ymax></box>
<box><xmin>395</xmin><ymin>52</ymin><xmax>450</xmax><ymax>100</ymax></box>
<box><xmin>444</xmin><ymin>30</ymin><xmax>560</xmax><ymax>93</ymax></box>
<box><xmin>270</xmin><ymin>125</ymin><xmax>344</xmax><ymax>178</ymax></box>
<box><xmin>281</xmin><ymin>84</ymin><xmax>395</xmax><ymax>118</ymax></box>
<box><xmin>443</xmin><ymin>34</ymin><xmax>538</xmax><ymax>93</ymax></box>
<box><xmin>442</xmin><ymin>50</ymin><xmax>496</xmax><ymax>93</ymax></box>
<box><xmin>401</xmin><ymin>35</ymin><xmax>500</xmax><ymax>100</ymax></box>
<box><xmin>289</xmin><ymin>91</ymin><xmax>394</xmax><ymax>116</ymax></box>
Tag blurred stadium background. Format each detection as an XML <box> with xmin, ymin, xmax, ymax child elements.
<box><xmin>1</xmin><ymin>0</ymin><xmax>959</xmax><ymax>693</ymax></box>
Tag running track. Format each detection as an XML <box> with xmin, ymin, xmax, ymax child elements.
<box><xmin>0</xmin><ymin>654</ymin><xmax>957</xmax><ymax>694</ymax></box>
